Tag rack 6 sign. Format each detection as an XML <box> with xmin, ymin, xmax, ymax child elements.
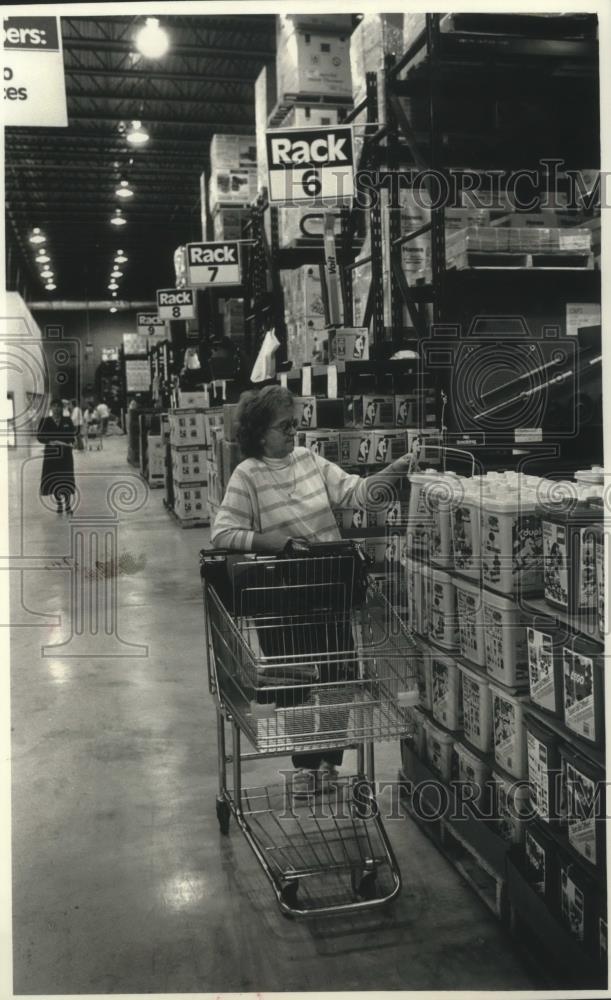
<box><xmin>186</xmin><ymin>242</ymin><xmax>241</xmax><ymax>287</ymax></box>
<box><xmin>156</xmin><ymin>288</ymin><xmax>196</xmax><ymax>320</ymax></box>
<box><xmin>266</xmin><ymin>125</ymin><xmax>355</xmax><ymax>205</ymax></box>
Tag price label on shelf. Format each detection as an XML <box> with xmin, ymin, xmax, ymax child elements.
<box><xmin>186</xmin><ymin>242</ymin><xmax>241</xmax><ymax>287</ymax></box>
<box><xmin>156</xmin><ymin>287</ymin><xmax>197</xmax><ymax>320</ymax></box>
<box><xmin>266</xmin><ymin>125</ymin><xmax>355</xmax><ymax>205</ymax></box>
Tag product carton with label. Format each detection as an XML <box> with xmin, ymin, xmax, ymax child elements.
<box><xmin>174</xmin><ymin>481</ymin><xmax>209</xmax><ymax>522</ymax></box>
<box><xmin>294</xmin><ymin>396</ymin><xmax>344</xmax><ymax>429</ymax></box>
<box><xmin>213</xmin><ymin>208</ymin><xmax>250</xmax><ymax>242</ymax></box>
<box><xmin>330</xmin><ymin>328</ymin><xmax>370</xmax><ymax>362</ymax></box>
<box><xmin>304</xmin><ymin>430</ymin><xmax>341</xmax><ymax>463</ymax></box>
<box><xmin>169</xmin><ymin>409</ymin><xmax>208</xmax><ymax>447</ymax></box>
<box><xmin>208</xmin><ymin>170</ymin><xmax>258</xmax><ymax>213</ymax></box>
<box><xmin>176</xmin><ymin>390</ymin><xmax>209</xmax><ymax>409</ymax></box>
<box><xmin>281</xmin><ymin>265</ymin><xmax>326</xmax><ymax>328</ymax></box>
<box><xmin>210</xmin><ymin>134</ymin><xmax>257</xmax><ymax>173</ymax></box>
<box><xmin>276</xmin><ymin>18</ymin><xmax>352</xmax><ymax>99</ymax></box>
<box><xmin>333</xmin><ymin>507</ymin><xmax>369</xmax><ymax>530</ymax></box>
<box><xmin>347</xmin><ymin>395</ymin><xmax>396</xmax><ymax>427</ymax></box>
<box><xmin>350</xmin><ymin>14</ymin><xmax>404</xmax><ymax>117</ymax></box>
<box><xmin>172</xmin><ymin>445</ymin><xmax>210</xmax><ymax>485</ymax></box>
<box><xmin>280</xmin><ymin>105</ymin><xmax>340</xmax><ymax>129</ymax></box>
<box><xmin>395</xmin><ymin>391</ymin><xmax>438</xmax><ymax>428</ymax></box>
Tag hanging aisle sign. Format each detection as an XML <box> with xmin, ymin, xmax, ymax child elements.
<box><xmin>137</xmin><ymin>313</ymin><xmax>166</xmax><ymax>336</ymax></box>
<box><xmin>156</xmin><ymin>287</ymin><xmax>197</xmax><ymax>320</ymax></box>
<box><xmin>3</xmin><ymin>16</ymin><xmax>68</xmax><ymax>126</ymax></box>
<box><xmin>186</xmin><ymin>242</ymin><xmax>241</xmax><ymax>286</ymax></box>
<box><xmin>266</xmin><ymin>125</ymin><xmax>355</xmax><ymax>205</ymax></box>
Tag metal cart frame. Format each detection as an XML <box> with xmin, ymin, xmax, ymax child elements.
<box><xmin>201</xmin><ymin>542</ymin><xmax>418</xmax><ymax>918</ymax></box>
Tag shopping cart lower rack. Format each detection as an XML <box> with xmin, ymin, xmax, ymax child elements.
<box><xmin>200</xmin><ymin>541</ymin><xmax>419</xmax><ymax>918</ymax></box>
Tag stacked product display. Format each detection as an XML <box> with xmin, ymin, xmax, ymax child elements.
<box><xmin>165</xmin><ymin>389</ymin><xmax>212</xmax><ymax>526</ymax></box>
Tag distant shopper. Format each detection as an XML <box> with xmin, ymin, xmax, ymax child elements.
<box><xmin>96</xmin><ymin>400</ymin><xmax>110</xmax><ymax>436</ymax></box>
<box><xmin>37</xmin><ymin>398</ymin><xmax>76</xmax><ymax>514</ymax></box>
<box><xmin>71</xmin><ymin>399</ymin><xmax>84</xmax><ymax>450</ymax></box>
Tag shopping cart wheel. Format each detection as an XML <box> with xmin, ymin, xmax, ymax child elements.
<box><xmin>352</xmin><ymin>864</ymin><xmax>378</xmax><ymax>901</ymax></box>
<box><xmin>216</xmin><ymin>797</ymin><xmax>230</xmax><ymax>835</ymax></box>
<box><xmin>280</xmin><ymin>878</ymin><xmax>299</xmax><ymax>909</ymax></box>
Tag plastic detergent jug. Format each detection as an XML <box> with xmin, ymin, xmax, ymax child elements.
<box><xmin>458</xmin><ymin>660</ymin><xmax>493</xmax><ymax>753</ymax></box>
<box><xmin>429</xmin><ymin>568</ymin><xmax>457</xmax><ymax>649</ymax></box>
<box><xmin>561</xmin><ymin>633</ymin><xmax>605</xmax><ymax>747</ymax></box>
<box><xmin>424</xmin><ymin>717</ymin><xmax>455</xmax><ymax>782</ymax></box>
<box><xmin>524</xmin><ymin>823</ymin><xmax>556</xmax><ymax>900</ymax></box>
<box><xmin>538</xmin><ymin>489</ymin><xmax>602</xmax><ymax>617</ymax></box>
<box><xmin>526</xmin><ymin>717</ymin><xmax>562</xmax><ymax>824</ymax></box>
<box><xmin>406</xmin><ymin>469</ymin><xmax>442</xmax><ymax>561</ymax></box>
<box><xmin>492</xmin><ymin>769</ymin><xmax>530</xmax><ymax>843</ymax></box>
<box><xmin>482</xmin><ymin>588</ymin><xmax>529</xmax><ymax>688</ymax></box>
<box><xmin>429</xmin><ymin>471</ymin><xmax>462</xmax><ymax>568</ymax></box>
<box><xmin>455</xmin><ymin>577</ymin><xmax>486</xmax><ymax>667</ymax></box>
<box><xmin>489</xmin><ymin>682</ymin><xmax>530</xmax><ymax>778</ymax></box>
<box><xmin>560</xmin><ymin>744</ymin><xmax>605</xmax><ymax>870</ymax></box>
<box><xmin>451</xmin><ymin>477</ymin><xmax>487</xmax><ymax>579</ymax></box>
<box><xmin>454</xmin><ymin>739</ymin><xmax>491</xmax><ymax>812</ymax></box>
<box><xmin>431</xmin><ymin>650</ymin><xmax>462</xmax><ymax>731</ymax></box>
<box><xmin>481</xmin><ymin>490</ymin><xmax>544</xmax><ymax>596</ymax></box>
<box><xmin>527</xmin><ymin>617</ymin><xmax>567</xmax><ymax>717</ymax></box>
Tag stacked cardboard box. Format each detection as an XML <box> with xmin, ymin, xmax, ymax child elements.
<box><xmin>219</xmin><ymin>298</ymin><xmax>245</xmax><ymax>340</ymax></box>
<box><xmin>147</xmin><ymin>435</ymin><xmax>165</xmax><ymax>487</ymax></box>
<box><xmin>350</xmin><ymin>14</ymin><xmax>403</xmax><ymax>123</ymax></box>
<box><xmin>212</xmin><ymin>207</ymin><xmax>250</xmax><ymax>241</ymax></box>
<box><xmin>280</xmin><ymin>265</ymin><xmax>327</xmax><ymax>367</ymax></box>
<box><xmin>279</xmin><ymin>105</ymin><xmax>339</xmax><ymax>129</ymax></box>
<box><xmin>208</xmin><ymin>133</ymin><xmax>258</xmax><ymax>216</ymax></box>
<box><xmin>276</xmin><ymin>16</ymin><xmax>352</xmax><ymax>100</ymax></box>
<box><xmin>255</xmin><ymin>64</ymin><xmax>277</xmax><ymax>197</ymax></box>
<box><xmin>169</xmin><ymin>408</ymin><xmax>210</xmax><ymax>523</ymax></box>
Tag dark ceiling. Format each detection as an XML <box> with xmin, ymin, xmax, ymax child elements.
<box><xmin>5</xmin><ymin>14</ymin><xmax>278</xmax><ymax>302</ymax></box>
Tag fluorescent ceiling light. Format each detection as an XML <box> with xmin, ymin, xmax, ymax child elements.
<box><xmin>135</xmin><ymin>18</ymin><xmax>169</xmax><ymax>59</ymax></box>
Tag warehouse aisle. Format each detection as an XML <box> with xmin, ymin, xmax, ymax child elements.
<box><xmin>10</xmin><ymin>438</ymin><xmax>539</xmax><ymax>994</ymax></box>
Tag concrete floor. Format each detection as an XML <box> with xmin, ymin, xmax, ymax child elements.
<box><xmin>9</xmin><ymin>436</ymin><xmax>540</xmax><ymax>993</ymax></box>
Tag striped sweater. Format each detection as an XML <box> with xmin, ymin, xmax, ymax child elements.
<box><xmin>211</xmin><ymin>447</ymin><xmax>369</xmax><ymax>550</ymax></box>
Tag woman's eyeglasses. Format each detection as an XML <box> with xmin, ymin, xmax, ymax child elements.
<box><xmin>270</xmin><ymin>418</ymin><xmax>298</xmax><ymax>434</ymax></box>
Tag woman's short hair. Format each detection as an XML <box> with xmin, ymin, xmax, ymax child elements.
<box><xmin>235</xmin><ymin>385</ymin><xmax>294</xmax><ymax>459</ymax></box>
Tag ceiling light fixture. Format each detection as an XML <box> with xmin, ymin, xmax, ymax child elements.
<box><xmin>29</xmin><ymin>227</ymin><xmax>46</xmax><ymax>245</ymax></box>
<box><xmin>111</xmin><ymin>208</ymin><xmax>127</xmax><ymax>227</ymax></box>
<box><xmin>110</xmin><ymin>306</ymin><xmax>118</xmax><ymax>314</ymax></box>
<box><xmin>115</xmin><ymin>251</ymin><xmax>128</xmax><ymax>263</ymax></box>
<box><xmin>135</xmin><ymin>17</ymin><xmax>170</xmax><ymax>59</ymax></box>
<box><xmin>115</xmin><ymin>179</ymin><xmax>134</xmax><ymax>199</ymax></box>
<box><xmin>45</xmin><ymin>282</ymin><xmax>56</xmax><ymax>291</ymax></box>
<box><xmin>111</xmin><ymin>269</ymin><xmax>123</xmax><ymax>278</ymax></box>
<box><xmin>126</xmin><ymin>120</ymin><xmax>150</xmax><ymax>147</ymax></box>
<box><xmin>108</xmin><ymin>281</ymin><xmax>119</xmax><ymax>290</ymax></box>
<box><xmin>35</xmin><ymin>252</ymin><xmax>50</xmax><ymax>264</ymax></box>
<box><xmin>111</xmin><ymin>291</ymin><xmax>118</xmax><ymax>298</ymax></box>
<box><xmin>40</xmin><ymin>269</ymin><xmax>54</xmax><ymax>279</ymax></box>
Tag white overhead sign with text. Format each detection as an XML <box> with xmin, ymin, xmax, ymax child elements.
<box><xmin>186</xmin><ymin>242</ymin><xmax>242</xmax><ymax>287</ymax></box>
<box><xmin>3</xmin><ymin>16</ymin><xmax>68</xmax><ymax>127</ymax></box>
<box><xmin>137</xmin><ymin>313</ymin><xmax>166</xmax><ymax>337</ymax></box>
<box><xmin>266</xmin><ymin>125</ymin><xmax>355</xmax><ymax>205</ymax></box>
<box><xmin>156</xmin><ymin>287</ymin><xmax>197</xmax><ymax>320</ymax></box>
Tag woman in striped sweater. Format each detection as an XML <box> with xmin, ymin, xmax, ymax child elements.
<box><xmin>211</xmin><ymin>384</ymin><xmax>412</xmax><ymax>796</ymax></box>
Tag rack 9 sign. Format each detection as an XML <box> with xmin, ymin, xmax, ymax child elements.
<box><xmin>186</xmin><ymin>242</ymin><xmax>241</xmax><ymax>286</ymax></box>
<box><xmin>266</xmin><ymin>125</ymin><xmax>355</xmax><ymax>205</ymax></box>
<box><xmin>156</xmin><ymin>288</ymin><xmax>196</xmax><ymax>320</ymax></box>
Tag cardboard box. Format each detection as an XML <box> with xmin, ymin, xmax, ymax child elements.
<box><xmin>123</xmin><ymin>332</ymin><xmax>149</xmax><ymax>356</ymax></box>
<box><xmin>210</xmin><ymin>134</ymin><xmax>256</xmax><ymax>173</ymax></box>
<box><xmin>286</xmin><ymin>323</ymin><xmax>328</xmax><ymax>369</ymax></box>
<box><xmin>176</xmin><ymin>390</ymin><xmax>209</xmax><ymax>409</ymax></box>
<box><xmin>255</xmin><ymin>64</ymin><xmax>277</xmax><ymax>195</ymax></box>
<box><xmin>169</xmin><ymin>409</ymin><xmax>208</xmax><ymax>447</ymax></box>
<box><xmin>221</xmin><ymin>440</ymin><xmax>241</xmax><ymax>489</ymax></box>
<box><xmin>160</xmin><ymin>413</ymin><xmax>171</xmax><ymax>444</ymax></box>
<box><xmin>220</xmin><ymin>298</ymin><xmax>245</xmax><ymax>338</ymax></box>
<box><xmin>405</xmin><ymin>428</ymin><xmax>442</xmax><ymax>465</ymax></box>
<box><xmin>333</xmin><ymin>506</ymin><xmax>369</xmax><ymax>529</ymax></box>
<box><xmin>172</xmin><ymin>445</ymin><xmax>210</xmax><ymax>485</ymax></box>
<box><xmin>212</xmin><ymin>208</ymin><xmax>250</xmax><ymax>241</ymax></box>
<box><xmin>147</xmin><ymin>436</ymin><xmax>165</xmax><ymax>481</ymax></box>
<box><xmin>220</xmin><ymin>404</ymin><xmax>239</xmax><ymax>442</ymax></box>
<box><xmin>395</xmin><ymin>392</ymin><xmax>437</xmax><ymax>428</ymax></box>
<box><xmin>346</xmin><ymin>395</ymin><xmax>396</xmax><ymax>427</ymax></box>
<box><xmin>174</xmin><ymin>481</ymin><xmax>209</xmax><ymax>522</ymax></box>
<box><xmin>208</xmin><ymin>169</ymin><xmax>258</xmax><ymax>212</ymax></box>
<box><xmin>281</xmin><ymin>265</ymin><xmax>326</xmax><ymax>328</ymax></box>
<box><xmin>203</xmin><ymin>409</ymin><xmax>224</xmax><ymax>445</ymax></box>
<box><xmin>304</xmin><ymin>430</ymin><xmax>341</xmax><ymax>463</ymax></box>
<box><xmin>350</xmin><ymin>14</ymin><xmax>404</xmax><ymax>120</ymax></box>
<box><xmin>294</xmin><ymin>396</ymin><xmax>344</xmax><ymax>429</ymax></box>
<box><xmin>330</xmin><ymin>328</ymin><xmax>370</xmax><ymax>362</ymax></box>
<box><xmin>362</xmin><ymin>536</ymin><xmax>404</xmax><ymax>572</ymax></box>
<box><xmin>276</xmin><ymin>20</ymin><xmax>352</xmax><ymax>99</ymax></box>
<box><xmin>368</xmin><ymin>501</ymin><xmax>408</xmax><ymax>528</ymax></box>
<box><xmin>370</xmin><ymin>430</ymin><xmax>408</xmax><ymax>464</ymax></box>
<box><xmin>279</xmin><ymin>105</ymin><xmax>340</xmax><ymax>129</ymax></box>
<box><xmin>340</xmin><ymin>430</ymin><xmax>376</xmax><ymax>465</ymax></box>
<box><xmin>403</xmin><ymin>12</ymin><xmax>427</xmax><ymax>48</ymax></box>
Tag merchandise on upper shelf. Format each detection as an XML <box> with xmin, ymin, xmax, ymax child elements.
<box><xmin>350</xmin><ymin>14</ymin><xmax>403</xmax><ymax>122</ymax></box>
<box><xmin>275</xmin><ymin>16</ymin><xmax>352</xmax><ymax>101</ymax></box>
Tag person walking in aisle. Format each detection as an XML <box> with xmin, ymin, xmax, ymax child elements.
<box><xmin>71</xmin><ymin>399</ymin><xmax>84</xmax><ymax>451</ymax></box>
<box><xmin>95</xmin><ymin>399</ymin><xmax>110</xmax><ymax>445</ymax></box>
<box><xmin>211</xmin><ymin>385</ymin><xmax>413</xmax><ymax>797</ymax></box>
<box><xmin>37</xmin><ymin>398</ymin><xmax>76</xmax><ymax>514</ymax></box>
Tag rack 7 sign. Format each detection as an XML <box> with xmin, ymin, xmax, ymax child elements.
<box><xmin>156</xmin><ymin>288</ymin><xmax>196</xmax><ymax>320</ymax></box>
<box><xmin>186</xmin><ymin>242</ymin><xmax>241</xmax><ymax>286</ymax></box>
<box><xmin>266</xmin><ymin>125</ymin><xmax>355</xmax><ymax>205</ymax></box>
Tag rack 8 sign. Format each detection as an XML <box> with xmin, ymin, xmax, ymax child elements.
<box><xmin>266</xmin><ymin>125</ymin><xmax>355</xmax><ymax>205</ymax></box>
<box><xmin>186</xmin><ymin>242</ymin><xmax>241</xmax><ymax>287</ymax></box>
<box><xmin>156</xmin><ymin>288</ymin><xmax>196</xmax><ymax>320</ymax></box>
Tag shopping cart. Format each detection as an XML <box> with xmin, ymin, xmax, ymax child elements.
<box><xmin>85</xmin><ymin>418</ymin><xmax>102</xmax><ymax>451</ymax></box>
<box><xmin>200</xmin><ymin>540</ymin><xmax>419</xmax><ymax>918</ymax></box>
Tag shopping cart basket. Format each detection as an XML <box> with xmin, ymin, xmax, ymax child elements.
<box><xmin>200</xmin><ymin>540</ymin><xmax>419</xmax><ymax>918</ymax></box>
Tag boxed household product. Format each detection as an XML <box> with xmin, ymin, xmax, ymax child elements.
<box><xmin>395</xmin><ymin>391</ymin><xmax>437</xmax><ymax>428</ymax></box>
<box><xmin>481</xmin><ymin>491</ymin><xmax>544</xmax><ymax>596</ymax></box>
<box><xmin>540</xmin><ymin>495</ymin><xmax>601</xmax><ymax>617</ymax></box>
<box><xmin>526</xmin><ymin>717</ymin><xmax>562</xmax><ymax>823</ymax></box>
<box><xmin>482</xmin><ymin>588</ymin><xmax>529</xmax><ymax>688</ymax></box>
<box><xmin>220</xmin><ymin>298</ymin><xmax>245</xmax><ymax>339</ymax></box>
<box><xmin>350</xmin><ymin>14</ymin><xmax>404</xmax><ymax>118</ymax></box>
<box><xmin>371</xmin><ymin>430</ymin><xmax>410</xmax><ymax>464</ymax></box>
<box><xmin>490</xmin><ymin>682</ymin><xmax>530</xmax><ymax>779</ymax></box>
<box><xmin>562</xmin><ymin>633</ymin><xmax>604</xmax><ymax>747</ymax></box>
<box><xmin>255</xmin><ymin>64</ymin><xmax>276</xmax><ymax>194</ymax></box>
<box><xmin>454</xmin><ymin>739</ymin><xmax>492</xmax><ymax>813</ymax></box>
<box><xmin>455</xmin><ymin>577</ymin><xmax>486</xmax><ymax>667</ymax></box>
<box><xmin>294</xmin><ymin>396</ymin><xmax>344</xmax><ymax>429</ymax></box>
<box><xmin>431</xmin><ymin>650</ymin><xmax>463</xmax><ymax>730</ymax></box>
<box><xmin>160</xmin><ymin>413</ymin><xmax>170</xmax><ymax>444</ymax></box>
<box><xmin>169</xmin><ymin>409</ymin><xmax>208</xmax><ymax>447</ymax></box>
<box><xmin>406</xmin><ymin>469</ymin><xmax>443</xmax><ymax>561</ymax></box>
<box><xmin>174</xmin><ymin>481</ymin><xmax>209</xmax><ymax>522</ymax></box>
<box><xmin>424</xmin><ymin>717</ymin><xmax>455</xmax><ymax>782</ymax></box>
<box><xmin>561</xmin><ymin>744</ymin><xmax>605</xmax><ymax>869</ymax></box>
<box><xmin>362</xmin><ymin>536</ymin><xmax>396</xmax><ymax>573</ymax></box>
<box><xmin>208</xmin><ymin>170</ymin><xmax>258</xmax><ymax>212</ymax></box>
<box><xmin>330</xmin><ymin>328</ymin><xmax>370</xmax><ymax>362</ymax></box>
<box><xmin>221</xmin><ymin>441</ymin><xmax>241</xmax><ymax>490</ymax></box>
<box><xmin>493</xmin><ymin>768</ymin><xmax>531</xmax><ymax>843</ymax></box>
<box><xmin>304</xmin><ymin>430</ymin><xmax>341</xmax><ymax>463</ymax></box>
<box><xmin>281</xmin><ymin>265</ymin><xmax>326</xmax><ymax>328</ymax></box>
<box><xmin>451</xmin><ymin>478</ymin><xmax>486</xmax><ymax>580</ymax></box>
<box><xmin>277</xmin><ymin>207</ymin><xmax>343</xmax><ymax>248</ymax></box>
<box><xmin>527</xmin><ymin>619</ymin><xmax>566</xmax><ymax>717</ymax></box>
<box><xmin>203</xmin><ymin>409</ymin><xmax>224</xmax><ymax>443</ymax></box>
<box><xmin>345</xmin><ymin>395</ymin><xmax>396</xmax><ymax>427</ymax></box>
<box><xmin>524</xmin><ymin>822</ymin><xmax>557</xmax><ymax>901</ymax></box>
<box><xmin>147</xmin><ymin>436</ymin><xmax>165</xmax><ymax>482</ymax></box>
<box><xmin>340</xmin><ymin>429</ymin><xmax>376</xmax><ymax>466</ymax></box>
<box><xmin>209</xmin><ymin>134</ymin><xmax>256</xmax><ymax>173</ymax></box>
<box><xmin>429</xmin><ymin>569</ymin><xmax>457</xmax><ymax>650</ymax></box>
<box><xmin>458</xmin><ymin>660</ymin><xmax>493</xmax><ymax>753</ymax></box>
<box><xmin>176</xmin><ymin>390</ymin><xmax>209</xmax><ymax>409</ymax></box>
<box><xmin>276</xmin><ymin>18</ymin><xmax>352</xmax><ymax>99</ymax></box>
<box><xmin>559</xmin><ymin>855</ymin><xmax>599</xmax><ymax>950</ymax></box>
<box><xmin>123</xmin><ymin>332</ymin><xmax>148</xmax><ymax>356</ymax></box>
<box><xmin>403</xmin><ymin>12</ymin><xmax>427</xmax><ymax>49</ymax></box>
<box><xmin>367</xmin><ymin>500</ymin><xmax>408</xmax><ymax>529</ymax></box>
<box><xmin>279</xmin><ymin>105</ymin><xmax>340</xmax><ymax>128</ymax></box>
<box><xmin>213</xmin><ymin>208</ymin><xmax>249</xmax><ymax>242</ymax></box>
<box><xmin>333</xmin><ymin>506</ymin><xmax>368</xmax><ymax>530</ymax></box>
<box><xmin>171</xmin><ymin>445</ymin><xmax>209</xmax><ymax>485</ymax></box>
<box><xmin>286</xmin><ymin>323</ymin><xmax>328</xmax><ymax>369</ymax></box>
<box><xmin>430</xmin><ymin>471</ymin><xmax>463</xmax><ymax>568</ymax></box>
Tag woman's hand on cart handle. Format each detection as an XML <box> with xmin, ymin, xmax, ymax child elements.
<box><xmin>251</xmin><ymin>529</ymin><xmax>294</xmax><ymax>554</ymax></box>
